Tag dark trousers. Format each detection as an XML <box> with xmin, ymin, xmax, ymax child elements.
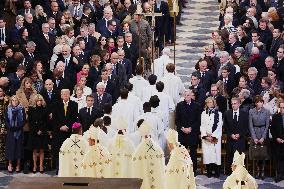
<box><xmin>276</xmin><ymin>143</ymin><xmax>284</xmax><ymax>177</ymax></box>
<box><xmin>226</xmin><ymin>139</ymin><xmax>246</xmax><ymax>174</ymax></box>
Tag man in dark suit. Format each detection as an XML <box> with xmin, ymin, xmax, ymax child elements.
<box><xmin>117</xmin><ymin>49</ymin><xmax>132</xmax><ymax>80</ymax></box>
<box><xmin>35</xmin><ymin>23</ymin><xmax>56</xmax><ymax>69</ymax></box>
<box><xmin>23</xmin><ymin>41</ymin><xmax>36</xmax><ymax>73</ymax></box>
<box><xmin>7</xmin><ymin>65</ymin><xmax>26</xmax><ymax>96</ymax></box>
<box><xmin>84</xmin><ymin>0</ymin><xmax>104</xmax><ymax>24</ymax></box>
<box><xmin>55</xmin><ymin>45</ymin><xmax>79</xmax><ymax>87</ymax></box>
<box><xmin>92</xmin><ymin>82</ymin><xmax>112</xmax><ymax>114</ymax></box>
<box><xmin>153</xmin><ymin>0</ymin><xmax>169</xmax><ymax>50</ymax></box>
<box><xmin>175</xmin><ymin>89</ymin><xmax>201</xmax><ymax>174</ymax></box>
<box><xmin>96</xmin><ymin>7</ymin><xmax>120</xmax><ymax>37</ymax></box>
<box><xmin>124</xmin><ymin>32</ymin><xmax>138</xmax><ymax>73</ymax></box>
<box><xmin>93</xmin><ymin>68</ymin><xmax>115</xmax><ymax>98</ymax></box>
<box><xmin>46</xmin><ymin>1</ymin><xmax>63</xmax><ymax>21</ymax></box>
<box><xmin>40</xmin><ymin>79</ymin><xmax>60</xmax><ymax>131</ymax></box>
<box><xmin>0</xmin><ymin>17</ymin><xmax>10</xmax><ymax>46</ymax></box>
<box><xmin>114</xmin><ymin>36</ymin><xmax>126</xmax><ymax>52</ymax></box>
<box><xmin>52</xmin><ymin>68</ymin><xmax>73</xmax><ymax>93</ymax></box>
<box><xmin>223</xmin><ymin>97</ymin><xmax>248</xmax><ymax>174</ymax></box>
<box><xmin>275</xmin><ymin>47</ymin><xmax>284</xmax><ymax>83</ymax></box>
<box><xmin>208</xmin><ymin>84</ymin><xmax>227</xmax><ymax>114</ymax></box>
<box><xmin>270</xmin><ymin>28</ymin><xmax>284</xmax><ymax>57</ymax></box>
<box><xmin>79</xmin><ymin>25</ymin><xmax>97</xmax><ymax>52</ymax></box>
<box><xmin>24</xmin><ymin>13</ymin><xmax>40</xmax><ymax>42</ymax></box>
<box><xmin>271</xmin><ymin>102</ymin><xmax>284</xmax><ymax>182</ymax></box>
<box><xmin>79</xmin><ymin>95</ymin><xmax>101</xmax><ymax>132</ymax></box>
<box><xmin>216</xmin><ymin>51</ymin><xmax>236</xmax><ymax>78</ymax></box>
<box><xmin>17</xmin><ymin>0</ymin><xmax>36</xmax><ymax>17</ymax></box>
<box><xmin>52</xmin><ymin>89</ymin><xmax>78</xmax><ymax>172</ymax></box>
<box><xmin>101</xmin><ymin>20</ymin><xmax>120</xmax><ymax>40</ymax></box>
<box><xmin>193</xmin><ymin>59</ymin><xmax>215</xmax><ymax>92</ymax></box>
<box><xmin>218</xmin><ymin>66</ymin><xmax>236</xmax><ymax>98</ymax></box>
<box><xmin>111</xmin><ymin>52</ymin><xmax>127</xmax><ymax>87</ymax></box>
<box><xmin>189</xmin><ymin>72</ymin><xmax>206</xmax><ymax>108</ymax></box>
<box><xmin>227</xmin><ymin>33</ymin><xmax>241</xmax><ymax>54</ymax></box>
<box><xmin>247</xmin><ymin>67</ymin><xmax>262</xmax><ymax>95</ymax></box>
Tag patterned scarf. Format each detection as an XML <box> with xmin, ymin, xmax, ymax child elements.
<box><xmin>7</xmin><ymin>105</ymin><xmax>24</xmax><ymax>139</ymax></box>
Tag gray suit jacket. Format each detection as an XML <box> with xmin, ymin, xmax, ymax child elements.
<box><xmin>68</xmin><ymin>4</ymin><xmax>83</xmax><ymax>18</ymax></box>
<box><xmin>248</xmin><ymin>107</ymin><xmax>270</xmax><ymax>140</ymax></box>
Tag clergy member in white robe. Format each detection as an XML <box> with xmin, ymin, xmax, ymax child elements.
<box><xmin>154</xmin><ymin>81</ymin><xmax>175</xmax><ymax>129</ymax></box>
<box><xmin>59</xmin><ymin>122</ymin><xmax>89</xmax><ymax>177</ymax></box>
<box><xmin>81</xmin><ymin>127</ymin><xmax>111</xmax><ymax>178</ymax></box>
<box><xmin>134</xmin><ymin>102</ymin><xmax>163</xmax><ymax>144</ymax></box>
<box><xmin>129</xmin><ymin>119</ymin><xmax>144</xmax><ymax>147</ymax></box>
<box><xmin>200</xmin><ymin>97</ymin><xmax>223</xmax><ymax>177</ymax></box>
<box><xmin>152</xmin><ymin>48</ymin><xmax>172</xmax><ymax>80</ymax></box>
<box><xmin>165</xmin><ymin>129</ymin><xmax>196</xmax><ymax>189</ymax></box>
<box><xmin>129</xmin><ymin>65</ymin><xmax>149</xmax><ymax>100</ymax></box>
<box><xmin>150</xmin><ymin>95</ymin><xmax>167</xmax><ymax>150</ymax></box>
<box><xmin>223</xmin><ymin>151</ymin><xmax>258</xmax><ymax>189</ymax></box>
<box><xmin>108</xmin><ymin>117</ymin><xmax>135</xmax><ymax>178</ymax></box>
<box><xmin>83</xmin><ymin>122</ymin><xmax>110</xmax><ymax>148</ymax></box>
<box><xmin>132</xmin><ymin>121</ymin><xmax>166</xmax><ymax>189</ymax></box>
<box><xmin>112</xmin><ymin>88</ymin><xmax>140</xmax><ymax>133</ymax></box>
<box><xmin>117</xmin><ymin>83</ymin><xmax>143</xmax><ymax>115</ymax></box>
<box><xmin>142</xmin><ymin>74</ymin><xmax>158</xmax><ymax>103</ymax></box>
<box><xmin>161</xmin><ymin>63</ymin><xmax>185</xmax><ymax>105</ymax></box>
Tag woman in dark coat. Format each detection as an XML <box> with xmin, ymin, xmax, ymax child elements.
<box><xmin>28</xmin><ymin>94</ymin><xmax>48</xmax><ymax>173</ymax></box>
<box><xmin>5</xmin><ymin>95</ymin><xmax>26</xmax><ymax>173</ymax></box>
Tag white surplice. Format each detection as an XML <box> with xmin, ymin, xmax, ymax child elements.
<box><xmin>161</xmin><ymin>73</ymin><xmax>185</xmax><ymax>105</ymax></box>
<box><xmin>117</xmin><ymin>91</ymin><xmax>143</xmax><ymax>115</ymax></box>
<box><xmin>154</xmin><ymin>91</ymin><xmax>175</xmax><ymax>128</ymax></box>
<box><xmin>129</xmin><ymin>75</ymin><xmax>149</xmax><ymax>101</ymax></box>
<box><xmin>112</xmin><ymin>99</ymin><xmax>140</xmax><ymax>133</ymax></box>
<box><xmin>134</xmin><ymin>112</ymin><xmax>163</xmax><ymax>144</ymax></box>
<box><xmin>108</xmin><ymin>134</ymin><xmax>135</xmax><ymax>178</ymax></box>
<box><xmin>58</xmin><ymin>134</ymin><xmax>89</xmax><ymax>177</ymax></box>
<box><xmin>152</xmin><ymin>54</ymin><xmax>172</xmax><ymax>80</ymax></box>
<box><xmin>141</xmin><ymin>85</ymin><xmax>158</xmax><ymax>103</ymax></box>
<box><xmin>200</xmin><ymin>110</ymin><xmax>223</xmax><ymax>165</ymax></box>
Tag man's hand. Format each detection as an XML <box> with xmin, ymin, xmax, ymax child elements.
<box><xmin>254</xmin><ymin>139</ymin><xmax>259</xmax><ymax>144</ymax></box>
<box><xmin>258</xmin><ymin>138</ymin><xmax>264</xmax><ymax>144</ymax></box>
<box><xmin>276</xmin><ymin>138</ymin><xmax>283</xmax><ymax>144</ymax></box>
<box><xmin>60</xmin><ymin>125</ymin><xmax>69</xmax><ymax>132</ymax></box>
<box><xmin>37</xmin><ymin>130</ymin><xmax>42</xmax><ymax>135</ymax></box>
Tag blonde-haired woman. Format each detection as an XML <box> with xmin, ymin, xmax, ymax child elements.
<box><xmin>5</xmin><ymin>95</ymin><xmax>26</xmax><ymax>173</ymax></box>
<box><xmin>200</xmin><ymin>97</ymin><xmax>223</xmax><ymax>178</ymax></box>
<box><xmin>34</xmin><ymin>5</ymin><xmax>48</xmax><ymax>27</ymax></box>
<box><xmin>16</xmin><ymin>77</ymin><xmax>37</xmax><ymax>114</ymax></box>
<box><xmin>28</xmin><ymin>94</ymin><xmax>48</xmax><ymax>173</ymax></box>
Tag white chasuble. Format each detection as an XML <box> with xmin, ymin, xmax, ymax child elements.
<box><xmin>132</xmin><ymin>138</ymin><xmax>166</xmax><ymax>189</ymax></box>
<box><xmin>81</xmin><ymin>144</ymin><xmax>111</xmax><ymax>178</ymax></box>
<box><xmin>59</xmin><ymin>134</ymin><xmax>89</xmax><ymax>177</ymax></box>
<box><xmin>108</xmin><ymin>134</ymin><xmax>135</xmax><ymax>178</ymax></box>
<box><xmin>166</xmin><ymin>145</ymin><xmax>196</xmax><ymax>189</ymax></box>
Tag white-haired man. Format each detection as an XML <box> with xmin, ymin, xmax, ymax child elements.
<box><xmin>92</xmin><ymin>82</ymin><xmax>112</xmax><ymax>114</ymax></box>
<box><xmin>153</xmin><ymin>47</ymin><xmax>172</xmax><ymax>80</ymax></box>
